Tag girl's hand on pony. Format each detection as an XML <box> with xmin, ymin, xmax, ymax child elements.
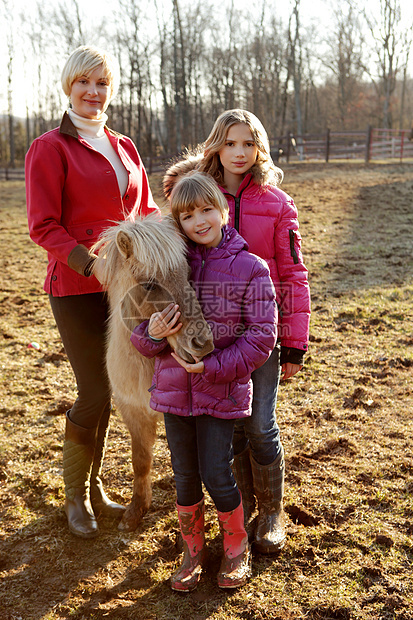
<box><xmin>148</xmin><ymin>303</ymin><xmax>182</xmax><ymax>340</ymax></box>
<box><xmin>171</xmin><ymin>352</ymin><xmax>205</xmax><ymax>374</ymax></box>
<box><xmin>281</xmin><ymin>362</ymin><xmax>302</xmax><ymax>380</ymax></box>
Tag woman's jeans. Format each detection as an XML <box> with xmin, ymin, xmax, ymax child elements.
<box><xmin>49</xmin><ymin>293</ymin><xmax>112</xmax><ymax>429</ymax></box>
<box><xmin>163</xmin><ymin>412</ymin><xmax>241</xmax><ymax>512</ymax></box>
<box><xmin>233</xmin><ymin>344</ymin><xmax>283</xmax><ymax>466</ymax></box>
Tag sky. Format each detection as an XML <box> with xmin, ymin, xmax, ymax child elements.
<box><xmin>1</xmin><ymin>0</ymin><xmax>413</xmax><ymax>117</ymax></box>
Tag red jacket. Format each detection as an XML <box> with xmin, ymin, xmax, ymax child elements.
<box><xmin>25</xmin><ymin>112</ymin><xmax>160</xmax><ymax>296</ymax></box>
<box><xmin>220</xmin><ymin>174</ymin><xmax>310</xmax><ymax>356</ymax></box>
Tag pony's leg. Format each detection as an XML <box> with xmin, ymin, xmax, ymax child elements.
<box><xmin>118</xmin><ymin>402</ymin><xmax>158</xmax><ymax>532</ymax></box>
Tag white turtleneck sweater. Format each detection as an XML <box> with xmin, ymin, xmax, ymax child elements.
<box><xmin>68</xmin><ymin>108</ymin><xmax>129</xmax><ymax>198</ymax></box>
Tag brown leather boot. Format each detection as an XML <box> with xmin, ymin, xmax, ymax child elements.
<box><xmin>90</xmin><ymin>407</ymin><xmax>125</xmax><ymax>519</ymax></box>
<box><xmin>170</xmin><ymin>497</ymin><xmax>206</xmax><ymax>592</ymax></box>
<box><xmin>217</xmin><ymin>500</ymin><xmax>251</xmax><ymax>589</ymax></box>
<box><xmin>251</xmin><ymin>448</ymin><xmax>286</xmax><ymax>554</ymax></box>
<box><xmin>63</xmin><ymin>412</ymin><xmax>98</xmax><ymax>538</ymax></box>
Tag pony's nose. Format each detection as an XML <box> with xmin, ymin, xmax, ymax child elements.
<box><xmin>190</xmin><ymin>333</ymin><xmax>214</xmax><ymax>354</ymax></box>
<box><xmin>191</xmin><ymin>336</ymin><xmax>206</xmax><ymax>349</ymax></box>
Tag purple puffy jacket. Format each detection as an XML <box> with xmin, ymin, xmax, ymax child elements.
<box><xmin>219</xmin><ymin>174</ymin><xmax>310</xmax><ymax>359</ymax></box>
<box><xmin>130</xmin><ymin>225</ymin><xmax>277</xmax><ymax>419</ymax></box>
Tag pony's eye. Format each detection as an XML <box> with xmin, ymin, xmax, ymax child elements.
<box><xmin>141</xmin><ymin>281</ymin><xmax>156</xmax><ymax>291</ymax></box>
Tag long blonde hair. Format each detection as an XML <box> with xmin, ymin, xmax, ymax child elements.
<box><xmin>198</xmin><ymin>109</ymin><xmax>283</xmax><ymax>188</ymax></box>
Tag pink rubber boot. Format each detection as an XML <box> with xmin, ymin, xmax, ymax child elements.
<box><xmin>217</xmin><ymin>500</ymin><xmax>252</xmax><ymax>588</ymax></box>
<box><xmin>170</xmin><ymin>497</ymin><xmax>206</xmax><ymax>592</ymax></box>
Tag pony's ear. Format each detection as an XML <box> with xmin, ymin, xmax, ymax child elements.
<box><xmin>116</xmin><ymin>230</ymin><xmax>133</xmax><ymax>259</ymax></box>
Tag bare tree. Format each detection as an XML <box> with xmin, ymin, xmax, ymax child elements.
<box><xmin>153</xmin><ymin>1</ymin><xmax>174</xmax><ymax>153</ymax></box>
<box><xmin>363</xmin><ymin>0</ymin><xmax>412</xmax><ymax>128</ymax></box>
<box><xmin>114</xmin><ymin>0</ymin><xmax>144</xmax><ymax>144</ymax></box>
<box><xmin>6</xmin><ymin>0</ymin><xmax>413</xmax><ymax>163</ymax></box>
<box><xmin>21</xmin><ymin>3</ymin><xmax>61</xmax><ymax>136</ymax></box>
<box><xmin>50</xmin><ymin>0</ymin><xmax>86</xmax><ymax>52</ymax></box>
<box><xmin>241</xmin><ymin>4</ymin><xmax>288</xmax><ymax>138</ymax></box>
<box><xmin>397</xmin><ymin>23</ymin><xmax>413</xmax><ymax>129</ymax></box>
<box><xmin>181</xmin><ymin>1</ymin><xmax>208</xmax><ymax>145</ymax></box>
<box><xmin>301</xmin><ymin>41</ymin><xmax>323</xmax><ymax>133</ymax></box>
<box><xmin>1</xmin><ymin>0</ymin><xmax>16</xmax><ymax>166</ymax></box>
<box><xmin>288</xmin><ymin>0</ymin><xmax>304</xmax><ymax>157</ymax></box>
<box><xmin>20</xmin><ymin>0</ymin><xmax>99</xmax><ymax>138</ymax></box>
<box><xmin>153</xmin><ymin>0</ymin><xmax>210</xmax><ymax>152</ymax></box>
<box><xmin>172</xmin><ymin>0</ymin><xmax>189</xmax><ymax>149</ymax></box>
<box><xmin>323</xmin><ymin>1</ymin><xmax>366</xmax><ymax>129</ymax></box>
<box><xmin>204</xmin><ymin>0</ymin><xmax>242</xmax><ymax>118</ymax></box>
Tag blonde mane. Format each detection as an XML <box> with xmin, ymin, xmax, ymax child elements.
<box><xmin>92</xmin><ymin>214</ymin><xmax>186</xmax><ymax>285</ymax></box>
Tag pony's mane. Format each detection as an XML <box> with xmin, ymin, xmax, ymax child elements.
<box><xmin>92</xmin><ymin>214</ymin><xmax>186</xmax><ymax>285</ymax></box>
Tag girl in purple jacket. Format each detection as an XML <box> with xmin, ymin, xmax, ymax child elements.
<box><xmin>163</xmin><ymin>109</ymin><xmax>311</xmax><ymax>555</ymax></box>
<box><xmin>130</xmin><ymin>171</ymin><xmax>277</xmax><ymax>591</ymax></box>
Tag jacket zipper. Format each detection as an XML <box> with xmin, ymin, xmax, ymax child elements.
<box><xmin>188</xmin><ymin>373</ymin><xmax>193</xmax><ymax>416</ymax></box>
<box><xmin>197</xmin><ymin>250</ymin><xmax>207</xmax><ymax>304</ymax></box>
<box><xmin>224</xmin><ymin>176</ymin><xmax>253</xmax><ymax>233</ymax></box>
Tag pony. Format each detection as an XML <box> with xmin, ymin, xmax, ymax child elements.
<box><xmin>93</xmin><ymin>214</ymin><xmax>214</xmax><ymax>531</ymax></box>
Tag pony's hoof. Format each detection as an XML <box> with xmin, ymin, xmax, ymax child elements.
<box><xmin>118</xmin><ymin>517</ymin><xmax>138</xmax><ymax>532</ymax></box>
<box><xmin>118</xmin><ymin>509</ymin><xmax>145</xmax><ymax>532</ymax></box>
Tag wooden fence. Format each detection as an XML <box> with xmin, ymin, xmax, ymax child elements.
<box><xmin>271</xmin><ymin>127</ymin><xmax>413</xmax><ymax>163</ymax></box>
<box><xmin>1</xmin><ymin>128</ymin><xmax>413</xmax><ymax>181</ymax></box>
<box><xmin>0</xmin><ymin>167</ymin><xmax>25</xmax><ymax>181</ymax></box>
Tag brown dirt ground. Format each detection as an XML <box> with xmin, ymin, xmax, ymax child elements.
<box><xmin>0</xmin><ymin>163</ymin><xmax>412</xmax><ymax>620</ymax></box>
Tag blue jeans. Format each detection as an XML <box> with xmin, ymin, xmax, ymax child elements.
<box><xmin>233</xmin><ymin>344</ymin><xmax>283</xmax><ymax>465</ymax></box>
<box><xmin>163</xmin><ymin>413</ymin><xmax>241</xmax><ymax>512</ymax></box>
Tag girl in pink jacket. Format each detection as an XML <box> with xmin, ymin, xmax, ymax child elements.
<box><xmin>131</xmin><ymin>171</ymin><xmax>277</xmax><ymax>591</ymax></box>
<box><xmin>163</xmin><ymin>109</ymin><xmax>311</xmax><ymax>555</ymax></box>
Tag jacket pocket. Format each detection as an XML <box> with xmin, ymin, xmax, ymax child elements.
<box><xmin>227</xmin><ymin>376</ymin><xmax>252</xmax><ymax>408</ymax></box>
<box><xmin>66</xmin><ymin>219</ymin><xmax>114</xmax><ymax>247</ymax></box>
<box><xmin>192</xmin><ymin>374</ymin><xmax>228</xmax><ymax>402</ymax></box>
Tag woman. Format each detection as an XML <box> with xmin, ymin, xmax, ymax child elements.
<box><xmin>25</xmin><ymin>45</ymin><xmax>160</xmax><ymax>538</ymax></box>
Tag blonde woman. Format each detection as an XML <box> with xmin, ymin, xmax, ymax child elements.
<box><xmin>26</xmin><ymin>46</ymin><xmax>160</xmax><ymax>538</ymax></box>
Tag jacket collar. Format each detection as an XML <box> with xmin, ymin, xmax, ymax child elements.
<box><xmin>219</xmin><ymin>173</ymin><xmax>254</xmax><ymax>198</ymax></box>
<box><xmin>236</xmin><ymin>173</ymin><xmax>253</xmax><ymax>195</ymax></box>
<box><xmin>186</xmin><ymin>225</ymin><xmax>248</xmax><ymax>261</ymax></box>
<box><xmin>59</xmin><ymin>111</ymin><xmax>123</xmax><ymax>140</ymax></box>
<box><xmin>59</xmin><ymin>111</ymin><xmax>78</xmax><ymax>138</ymax></box>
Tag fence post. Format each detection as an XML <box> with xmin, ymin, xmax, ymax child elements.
<box><xmin>286</xmin><ymin>134</ymin><xmax>291</xmax><ymax>163</ymax></box>
<box><xmin>400</xmin><ymin>130</ymin><xmax>405</xmax><ymax>163</ymax></box>
<box><xmin>365</xmin><ymin>125</ymin><xmax>373</xmax><ymax>163</ymax></box>
<box><xmin>325</xmin><ymin>128</ymin><xmax>330</xmax><ymax>163</ymax></box>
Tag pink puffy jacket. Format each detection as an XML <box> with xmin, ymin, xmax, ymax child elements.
<box><xmin>219</xmin><ymin>174</ymin><xmax>310</xmax><ymax>359</ymax></box>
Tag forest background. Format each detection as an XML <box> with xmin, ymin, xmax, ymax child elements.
<box><xmin>1</xmin><ymin>0</ymin><xmax>413</xmax><ymax>166</ymax></box>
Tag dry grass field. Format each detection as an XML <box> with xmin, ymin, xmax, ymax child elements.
<box><xmin>0</xmin><ymin>162</ymin><xmax>412</xmax><ymax>620</ymax></box>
